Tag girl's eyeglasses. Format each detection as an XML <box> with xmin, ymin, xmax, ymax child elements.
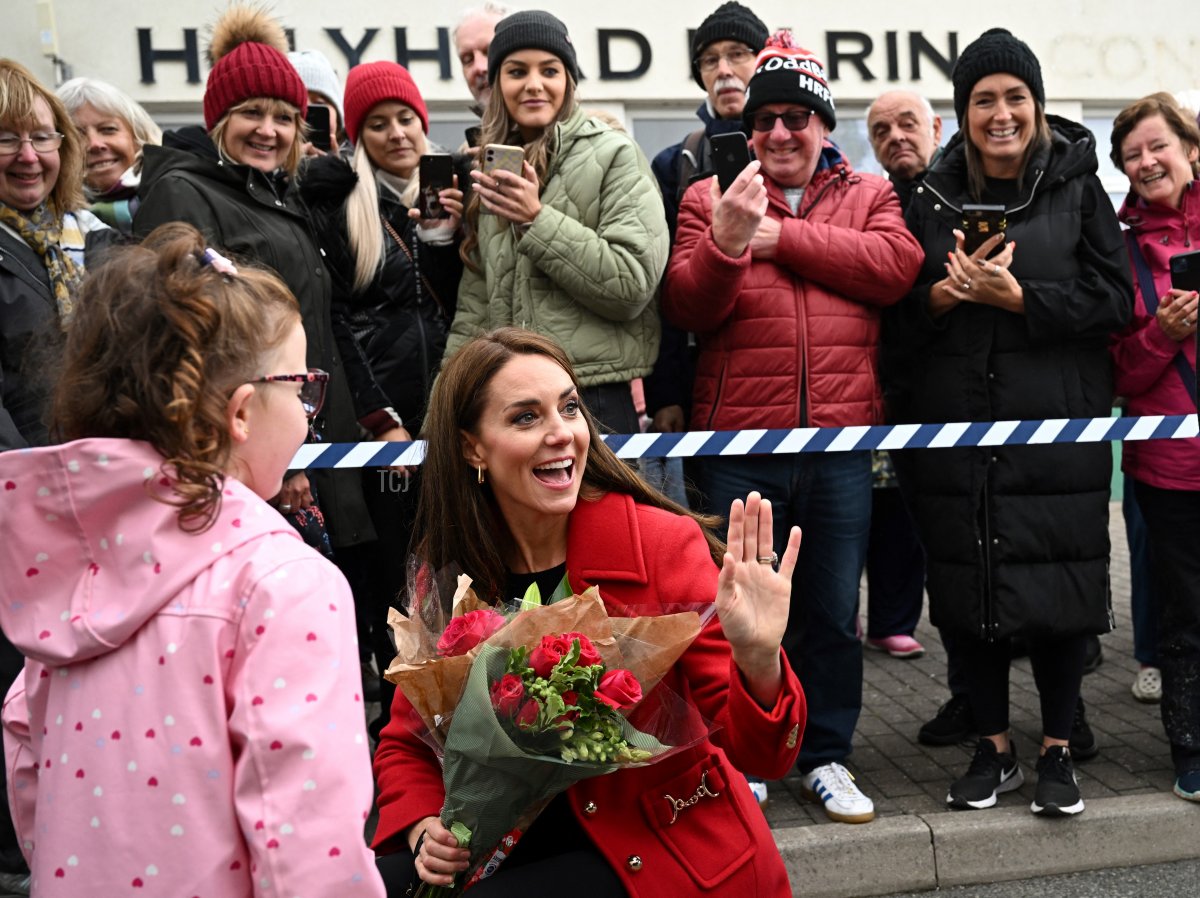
<box><xmin>253</xmin><ymin>368</ymin><xmax>329</xmax><ymax>419</ymax></box>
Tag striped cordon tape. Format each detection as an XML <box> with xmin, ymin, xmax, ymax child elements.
<box><xmin>291</xmin><ymin>413</ymin><xmax>1200</xmax><ymax>469</ymax></box>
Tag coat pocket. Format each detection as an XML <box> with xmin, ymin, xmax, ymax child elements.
<box><xmin>639</xmin><ymin>752</ymin><xmax>755</xmax><ymax>889</ymax></box>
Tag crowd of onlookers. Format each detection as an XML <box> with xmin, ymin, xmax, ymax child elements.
<box><xmin>2</xmin><ymin>1</ymin><xmax>1200</xmax><ymax>894</ymax></box>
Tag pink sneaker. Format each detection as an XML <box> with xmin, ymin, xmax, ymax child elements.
<box><xmin>866</xmin><ymin>635</ymin><xmax>925</xmax><ymax>658</ymax></box>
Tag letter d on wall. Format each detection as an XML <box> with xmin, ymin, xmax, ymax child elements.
<box><xmin>598</xmin><ymin>29</ymin><xmax>651</xmax><ymax>80</ymax></box>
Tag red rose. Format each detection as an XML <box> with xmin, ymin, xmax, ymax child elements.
<box><xmin>515</xmin><ymin>699</ymin><xmax>539</xmax><ymax>730</ymax></box>
<box><xmin>490</xmin><ymin>674</ymin><xmax>525</xmax><ymax>717</ymax></box>
<box><xmin>561</xmin><ymin>632</ymin><xmax>602</xmax><ymax>667</ymax></box>
<box><xmin>529</xmin><ymin>634</ymin><xmax>573</xmax><ymax>678</ymax></box>
<box><xmin>437</xmin><ymin>609</ymin><xmax>506</xmax><ymax>656</ymax></box>
<box><xmin>595</xmin><ymin>669</ymin><xmax>643</xmax><ymax>710</ymax></box>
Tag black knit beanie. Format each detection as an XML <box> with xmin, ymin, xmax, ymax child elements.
<box><xmin>486</xmin><ymin>10</ymin><xmax>580</xmax><ymax>86</ymax></box>
<box><xmin>951</xmin><ymin>28</ymin><xmax>1045</xmax><ymax>124</ymax></box>
<box><xmin>691</xmin><ymin>2</ymin><xmax>769</xmax><ymax>89</ymax></box>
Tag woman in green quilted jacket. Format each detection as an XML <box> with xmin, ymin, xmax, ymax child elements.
<box><xmin>449</xmin><ymin>10</ymin><xmax>668</xmax><ymax>434</ymax></box>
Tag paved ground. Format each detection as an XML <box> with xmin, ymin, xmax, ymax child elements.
<box><xmin>764</xmin><ymin>502</ymin><xmax>1173</xmax><ymax>829</ymax></box>
<box><xmin>763</xmin><ymin>503</ymin><xmax>1200</xmax><ymax>897</ymax></box>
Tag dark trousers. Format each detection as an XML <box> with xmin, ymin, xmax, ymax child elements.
<box><xmin>376</xmin><ymin>796</ymin><xmax>625</xmax><ymax>897</ymax></box>
<box><xmin>1123</xmin><ymin>477</ymin><xmax>1160</xmax><ymax>667</ymax></box>
<box><xmin>581</xmin><ymin>382</ymin><xmax>638</xmax><ymax>436</ymax></box>
<box><xmin>1133</xmin><ymin>480</ymin><xmax>1200</xmax><ymax>773</ymax></box>
<box><xmin>865</xmin><ymin>487</ymin><xmax>925</xmax><ymax>639</ymax></box>
<box><xmin>961</xmin><ymin>634</ymin><xmax>1087</xmax><ymax>740</ymax></box>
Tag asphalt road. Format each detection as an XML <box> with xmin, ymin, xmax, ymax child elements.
<box><xmin>879</xmin><ymin>859</ymin><xmax>1200</xmax><ymax>898</ymax></box>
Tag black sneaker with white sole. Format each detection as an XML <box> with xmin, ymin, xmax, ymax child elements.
<box><xmin>1031</xmin><ymin>745</ymin><xmax>1084</xmax><ymax>816</ymax></box>
<box><xmin>947</xmin><ymin>738</ymin><xmax>1024</xmax><ymax>810</ymax></box>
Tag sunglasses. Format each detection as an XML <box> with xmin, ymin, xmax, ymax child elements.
<box><xmin>253</xmin><ymin>368</ymin><xmax>329</xmax><ymax>419</ymax></box>
<box><xmin>748</xmin><ymin>110</ymin><xmax>813</xmax><ymax>133</ymax></box>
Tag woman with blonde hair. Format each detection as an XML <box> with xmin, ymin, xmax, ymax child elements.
<box><xmin>447</xmin><ymin>10</ymin><xmax>668</xmax><ymax>435</ymax></box>
<box><xmin>57</xmin><ymin>76</ymin><xmax>162</xmax><ymax>233</ymax></box>
<box><xmin>134</xmin><ymin>4</ymin><xmax>374</xmax><ymax>563</ymax></box>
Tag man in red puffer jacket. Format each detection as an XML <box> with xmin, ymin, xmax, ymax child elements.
<box><xmin>663</xmin><ymin>30</ymin><xmax>922</xmax><ymax>825</ymax></box>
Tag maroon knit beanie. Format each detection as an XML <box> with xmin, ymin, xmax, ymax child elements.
<box><xmin>203</xmin><ymin>41</ymin><xmax>308</xmax><ymax>131</ymax></box>
<box><xmin>343</xmin><ymin>62</ymin><xmax>429</xmax><ymax>145</ymax></box>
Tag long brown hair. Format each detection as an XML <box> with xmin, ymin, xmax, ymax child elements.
<box><xmin>964</xmin><ymin>96</ymin><xmax>1051</xmax><ymax>202</ymax></box>
<box><xmin>52</xmin><ymin>222</ymin><xmax>299</xmax><ymax>531</ymax></box>
<box><xmin>413</xmin><ymin>328</ymin><xmax>723</xmax><ymax>604</ymax></box>
<box><xmin>460</xmin><ymin>59</ymin><xmax>577</xmax><ymax>269</ymax></box>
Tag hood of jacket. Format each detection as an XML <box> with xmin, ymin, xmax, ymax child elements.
<box><xmin>927</xmin><ymin>114</ymin><xmax>1098</xmax><ymax>205</ymax></box>
<box><xmin>0</xmin><ymin>438</ymin><xmax>300</xmax><ymax>666</ymax></box>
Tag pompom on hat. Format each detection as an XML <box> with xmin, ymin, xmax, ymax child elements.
<box><xmin>203</xmin><ymin>4</ymin><xmax>307</xmax><ymax>131</ymax></box>
<box><xmin>951</xmin><ymin>28</ymin><xmax>1045</xmax><ymax>124</ymax></box>
<box><xmin>690</xmin><ymin>2</ymin><xmax>769</xmax><ymax>90</ymax></box>
<box><xmin>486</xmin><ymin>10</ymin><xmax>580</xmax><ymax>86</ymax></box>
<box><xmin>343</xmin><ymin>61</ymin><xmax>429</xmax><ymax>145</ymax></box>
<box><xmin>742</xmin><ymin>29</ymin><xmax>836</xmax><ymax>131</ymax></box>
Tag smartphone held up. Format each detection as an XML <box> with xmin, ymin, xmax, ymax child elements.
<box><xmin>304</xmin><ymin>104</ymin><xmax>333</xmax><ymax>153</ymax></box>
<box><xmin>419</xmin><ymin>154</ymin><xmax>454</xmax><ymax>219</ymax></box>
<box><xmin>961</xmin><ymin>204</ymin><xmax>1007</xmax><ymax>256</ymax></box>
<box><xmin>711</xmin><ymin>132</ymin><xmax>751</xmax><ymax>193</ymax></box>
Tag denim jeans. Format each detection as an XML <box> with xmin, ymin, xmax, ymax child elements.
<box><xmin>699</xmin><ymin>451</ymin><xmax>872</xmax><ymax>771</ymax></box>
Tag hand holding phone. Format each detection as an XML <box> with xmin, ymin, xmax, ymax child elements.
<box><xmin>961</xmin><ymin>204</ymin><xmax>1006</xmax><ymax>256</ymax></box>
<box><xmin>419</xmin><ymin>154</ymin><xmax>455</xmax><ymax>220</ymax></box>
<box><xmin>711</xmin><ymin>132</ymin><xmax>752</xmax><ymax>193</ymax></box>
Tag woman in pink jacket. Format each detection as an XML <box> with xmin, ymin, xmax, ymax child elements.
<box><xmin>0</xmin><ymin>224</ymin><xmax>385</xmax><ymax>896</ymax></box>
<box><xmin>1109</xmin><ymin>92</ymin><xmax>1200</xmax><ymax>803</ymax></box>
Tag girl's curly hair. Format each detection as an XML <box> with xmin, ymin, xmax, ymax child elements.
<box><xmin>51</xmin><ymin>222</ymin><xmax>300</xmax><ymax>531</ymax></box>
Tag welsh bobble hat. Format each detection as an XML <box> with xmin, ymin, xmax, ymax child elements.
<box><xmin>343</xmin><ymin>61</ymin><xmax>429</xmax><ymax>145</ymax></box>
<box><xmin>742</xmin><ymin>29</ymin><xmax>836</xmax><ymax>131</ymax></box>
<box><xmin>690</xmin><ymin>2</ymin><xmax>769</xmax><ymax>89</ymax></box>
<box><xmin>486</xmin><ymin>10</ymin><xmax>580</xmax><ymax>86</ymax></box>
<box><xmin>203</xmin><ymin>5</ymin><xmax>307</xmax><ymax>131</ymax></box>
<box><xmin>951</xmin><ymin>28</ymin><xmax>1045</xmax><ymax>124</ymax></box>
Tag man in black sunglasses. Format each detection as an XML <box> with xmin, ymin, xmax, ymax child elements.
<box><xmin>663</xmin><ymin>30</ymin><xmax>925</xmax><ymax>826</ymax></box>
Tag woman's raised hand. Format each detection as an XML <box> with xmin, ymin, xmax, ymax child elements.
<box><xmin>715</xmin><ymin>491</ymin><xmax>801</xmax><ymax>704</ymax></box>
<box><xmin>937</xmin><ymin>229</ymin><xmax>1024</xmax><ymax>314</ymax></box>
<box><xmin>409</xmin><ymin>174</ymin><xmax>465</xmax><ymax>232</ymax></box>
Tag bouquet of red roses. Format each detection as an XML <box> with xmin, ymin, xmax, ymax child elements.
<box><xmin>385</xmin><ymin>575</ymin><xmax>714</xmax><ymax>895</ymax></box>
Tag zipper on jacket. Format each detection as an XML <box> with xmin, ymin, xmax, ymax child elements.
<box><xmin>921</xmin><ymin>167</ymin><xmax>1046</xmax><ymax>219</ymax></box>
<box><xmin>980</xmin><ymin>478</ymin><xmax>997</xmax><ymax>641</ymax></box>
<box><xmin>705</xmin><ymin>362</ymin><xmax>729</xmax><ymax>430</ymax></box>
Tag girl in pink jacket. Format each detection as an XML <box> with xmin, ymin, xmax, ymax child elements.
<box><xmin>0</xmin><ymin>223</ymin><xmax>385</xmax><ymax>896</ymax></box>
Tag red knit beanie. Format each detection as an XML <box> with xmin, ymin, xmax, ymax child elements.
<box><xmin>343</xmin><ymin>61</ymin><xmax>429</xmax><ymax>145</ymax></box>
<box><xmin>202</xmin><ymin>7</ymin><xmax>307</xmax><ymax>131</ymax></box>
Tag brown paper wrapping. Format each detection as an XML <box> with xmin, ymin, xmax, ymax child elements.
<box><xmin>383</xmin><ymin>581</ymin><xmax>705</xmax><ymax>745</ymax></box>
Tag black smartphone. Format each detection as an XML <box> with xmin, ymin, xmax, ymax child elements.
<box><xmin>711</xmin><ymin>132</ymin><xmax>751</xmax><ymax>193</ymax></box>
<box><xmin>1170</xmin><ymin>250</ymin><xmax>1200</xmax><ymax>293</ymax></box>
<box><xmin>304</xmin><ymin>104</ymin><xmax>333</xmax><ymax>152</ymax></box>
<box><xmin>961</xmin><ymin>204</ymin><xmax>1007</xmax><ymax>255</ymax></box>
<box><xmin>419</xmin><ymin>154</ymin><xmax>454</xmax><ymax>219</ymax></box>
<box><xmin>464</xmin><ymin>125</ymin><xmax>482</xmax><ymax>148</ymax></box>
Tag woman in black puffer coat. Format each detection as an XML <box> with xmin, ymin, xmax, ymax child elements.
<box><xmin>885</xmin><ymin>29</ymin><xmax>1132</xmax><ymax>818</ymax></box>
<box><xmin>300</xmin><ymin>61</ymin><xmax>463</xmax><ymax>724</ymax></box>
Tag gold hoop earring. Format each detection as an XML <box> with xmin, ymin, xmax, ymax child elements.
<box><xmin>476</xmin><ymin>465</ymin><xmax>485</xmax><ymax>484</ymax></box>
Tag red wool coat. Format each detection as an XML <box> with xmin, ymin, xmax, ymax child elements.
<box><xmin>372</xmin><ymin>491</ymin><xmax>806</xmax><ymax>896</ymax></box>
<box><xmin>663</xmin><ymin>146</ymin><xmax>923</xmax><ymax>430</ymax></box>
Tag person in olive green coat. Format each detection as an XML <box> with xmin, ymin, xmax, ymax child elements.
<box><xmin>449</xmin><ymin>10</ymin><xmax>667</xmax><ymax>433</ymax></box>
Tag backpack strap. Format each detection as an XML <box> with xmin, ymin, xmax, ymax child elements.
<box><xmin>676</xmin><ymin>128</ymin><xmax>709</xmax><ymax>203</ymax></box>
<box><xmin>1125</xmin><ymin>229</ymin><xmax>1197</xmax><ymax>402</ymax></box>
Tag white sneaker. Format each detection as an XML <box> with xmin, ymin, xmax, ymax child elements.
<box><xmin>746</xmin><ymin>777</ymin><xmax>769</xmax><ymax>808</ymax></box>
<box><xmin>1132</xmin><ymin>666</ymin><xmax>1162</xmax><ymax>703</ymax></box>
<box><xmin>800</xmin><ymin>762</ymin><xmax>875</xmax><ymax>823</ymax></box>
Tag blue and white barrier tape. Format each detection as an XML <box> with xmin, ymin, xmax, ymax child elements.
<box><xmin>292</xmin><ymin>413</ymin><xmax>1200</xmax><ymax>469</ymax></box>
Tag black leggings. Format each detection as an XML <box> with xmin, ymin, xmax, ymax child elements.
<box><xmin>376</xmin><ymin>796</ymin><xmax>627</xmax><ymax>898</ymax></box>
<box><xmin>961</xmin><ymin>633</ymin><xmax>1088</xmax><ymax>740</ymax></box>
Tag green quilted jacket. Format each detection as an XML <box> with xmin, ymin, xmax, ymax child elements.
<box><xmin>447</xmin><ymin>108</ymin><xmax>667</xmax><ymax>386</ymax></box>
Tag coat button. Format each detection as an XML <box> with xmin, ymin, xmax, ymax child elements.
<box><xmin>988</xmin><ymin>372</ymin><xmax>995</xmax><ymax>379</ymax></box>
<box><xmin>934</xmin><ymin>203</ymin><xmax>942</xmax><ymax>211</ymax></box>
<box><xmin>274</xmin><ymin>200</ymin><xmax>284</xmax><ymax>207</ymax></box>
<box><xmin>584</xmin><ymin>801</ymin><xmax>598</xmax><ymax>815</ymax></box>
<box><xmin>916</xmin><ymin>186</ymin><xmax>924</xmax><ymax>194</ymax></box>
<box><xmin>992</xmin><ymin>538</ymin><xmax>999</xmax><ymax>545</ymax></box>
<box><xmin>627</xmin><ymin>856</ymin><xmax>643</xmax><ymax>872</ymax></box>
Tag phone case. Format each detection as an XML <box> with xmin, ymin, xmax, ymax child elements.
<box><xmin>482</xmin><ymin>144</ymin><xmax>525</xmax><ymax>178</ymax></box>
<box><xmin>962</xmin><ymin>205</ymin><xmax>1007</xmax><ymax>255</ymax></box>
<box><xmin>419</xmin><ymin>155</ymin><xmax>454</xmax><ymax>219</ymax></box>
<box><xmin>1170</xmin><ymin>250</ymin><xmax>1200</xmax><ymax>294</ymax></box>
<box><xmin>711</xmin><ymin>133</ymin><xmax>750</xmax><ymax>193</ymax></box>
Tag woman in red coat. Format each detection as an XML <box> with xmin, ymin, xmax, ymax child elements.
<box><xmin>372</xmin><ymin>327</ymin><xmax>806</xmax><ymax>896</ymax></box>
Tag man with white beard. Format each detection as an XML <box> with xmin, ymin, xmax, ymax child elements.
<box><xmin>643</xmin><ymin>2</ymin><xmax>769</xmax><ymax>467</ymax></box>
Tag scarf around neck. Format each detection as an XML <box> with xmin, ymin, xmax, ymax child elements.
<box><xmin>0</xmin><ymin>202</ymin><xmax>83</xmax><ymax>322</ymax></box>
